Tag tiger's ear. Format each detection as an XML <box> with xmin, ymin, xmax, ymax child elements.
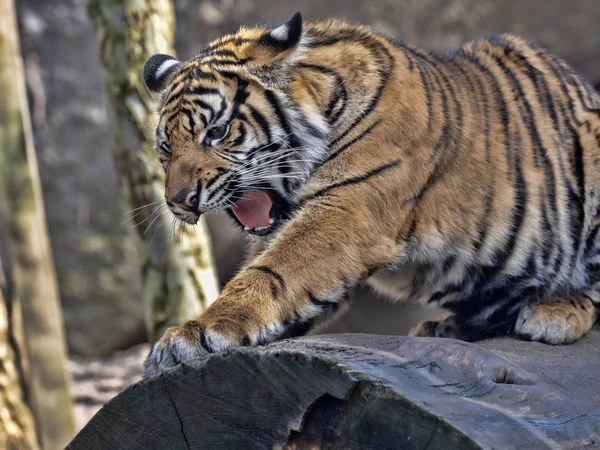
<box><xmin>143</xmin><ymin>54</ymin><xmax>183</xmax><ymax>94</ymax></box>
<box><xmin>246</xmin><ymin>12</ymin><xmax>304</xmax><ymax>88</ymax></box>
<box><xmin>261</xmin><ymin>12</ymin><xmax>303</xmax><ymax>52</ymax></box>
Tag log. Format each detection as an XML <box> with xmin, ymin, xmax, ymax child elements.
<box><xmin>67</xmin><ymin>330</ymin><xmax>600</xmax><ymax>449</ymax></box>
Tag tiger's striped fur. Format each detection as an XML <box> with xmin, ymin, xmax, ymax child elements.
<box><xmin>141</xmin><ymin>13</ymin><xmax>600</xmax><ymax>377</ymax></box>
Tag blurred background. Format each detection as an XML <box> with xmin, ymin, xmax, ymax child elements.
<box><xmin>1</xmin><ymin>0</ymin><xmax>599</xmax><ymax>447</ymax></box>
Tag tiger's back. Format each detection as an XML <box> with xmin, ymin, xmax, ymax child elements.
<box><xmin>142</xmin><ymin>15</ymin><xmax>600</xmax><ymax>377</ymax></box>
<box><xmin>369</xmin><ymin>33</ymin><xmax>600</xmax><ymax>337</ymax></box>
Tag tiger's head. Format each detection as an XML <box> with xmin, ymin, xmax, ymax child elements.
<box><xmin>143</xmin><ymin>12</ymin><xmax>328</xmax><ymax>236</ymax></box>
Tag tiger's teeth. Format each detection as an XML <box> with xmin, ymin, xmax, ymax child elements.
<box><xmin>243</xmin><ymin>223</ymin><xmax>273</xmax><ymax>233</ymax></box>
<box><xmin>269</xmin><ymin>218</ymin><xmax>274</xmax><ymax>224</ymax></box>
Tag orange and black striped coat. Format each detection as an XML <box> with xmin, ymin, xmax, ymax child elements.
<box><xmin>141</xmin><ymin>13</ymin><xmax>600</xmax><ymax>377</ymax></box>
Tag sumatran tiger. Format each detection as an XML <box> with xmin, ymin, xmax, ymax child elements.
<box><xmin>141</xmin><ymin>12</ymin><xmax>600</xmax><ymax>377</ymax></box>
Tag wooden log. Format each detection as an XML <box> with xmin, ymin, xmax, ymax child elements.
<box><xmin>68</xmin><ymin>330</ymin><xmax>600</xmax><ymax>449</ymax></box>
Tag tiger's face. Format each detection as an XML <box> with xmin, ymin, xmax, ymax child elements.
<box><xmin>143</xmin><ymin>13</ymin><xmax>324</xmax><ymax>236</ymax></box>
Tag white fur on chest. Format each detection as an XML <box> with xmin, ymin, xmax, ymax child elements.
<box><xmin>367</xmin><ymin>244</ymin><xmax>474</xmax><ymax>305</ymax></box>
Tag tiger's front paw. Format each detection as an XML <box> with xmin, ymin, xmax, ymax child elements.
<box><xmin>142</xmin><ymin>271</ymin><xmax>292</xmax><ymax>378</ymax></box>
<box><xmin>142</xmin><ymin>317</ymin><xmax>257</xmax><ymax>378</ymax></box>
<box><xmin>142</xmin><ymin>312</ymin><xmax>280</xmax><ymax>378</ymax></box>
<box><xmin>142</xmin><ymin>320</ymin><xmax>211</xmax><ymax>378</ymax></box>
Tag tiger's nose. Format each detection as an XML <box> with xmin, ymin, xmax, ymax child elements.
<box><xmin>171</xmin><ymin>188</ymin><xmax>199</xmax><ymax>212</ymax></box>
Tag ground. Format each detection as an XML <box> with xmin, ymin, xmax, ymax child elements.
<box><xmin>68</xmin><ymin>344</ymin><xmax>149</xmax><ymax>430</ymax></box>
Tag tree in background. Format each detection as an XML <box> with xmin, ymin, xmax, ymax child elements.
<box><xmin>87</xmin><ymin>0</ymin><xmax>220</xmax><ymax>342</ymax></box>
<box><xmin>0</xmin><ymin>0</ymin><xmax>75</xmax><ymax>448</ymax></box>
<box><xmin>0</xmin><ymin>250</ymin><xmax>38</xmax><ymax>450</ymax></box>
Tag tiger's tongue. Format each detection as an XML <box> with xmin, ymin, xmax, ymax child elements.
<box><xmin>232</xmin><ymin>190</ymin><xmax>273</xmax><ymax>228</ymax></box>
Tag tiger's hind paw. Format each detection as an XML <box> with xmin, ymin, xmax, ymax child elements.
<box><xmin>515</xmin><ymin>296</ymin><xmax>597</xmax><ymax>345</ymax></box>
<box><xmin>408</xmin><ymin>315</ymin><xmax>468</xmax><ymax>340</ymax></box>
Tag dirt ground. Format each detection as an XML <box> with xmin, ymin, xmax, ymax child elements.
<box><xmin>69</xmin><ymin>344</ymin><xmax>149</xmax><ymax>431</ymax></box>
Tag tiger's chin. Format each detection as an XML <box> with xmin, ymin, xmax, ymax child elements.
<box><xmin>175</xmin><ymin>211</ymin><xmax>201</xmax><ymax>225</ymax></box>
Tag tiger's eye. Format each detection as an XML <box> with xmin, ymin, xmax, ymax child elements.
<box><xmin>206</xmin><ymin>125</ymin><xmax>228</xmax><ymax>140</ymax></box>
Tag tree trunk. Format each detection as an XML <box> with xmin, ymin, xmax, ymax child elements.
<box><xmin>0</xmin><ymin>250</ymin><xmax>39</xmax><ymax>450</ymax></box>
<box><xmin>0</xmin><ymin>0</ymin><xmax>75</xmax><ymax>448</ymax></box>
<box><xmin>87</xmin><ymin>0</ymin><xmax>220</xmax><ymax>343</ymax></box>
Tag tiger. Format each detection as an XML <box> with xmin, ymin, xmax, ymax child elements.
<box><xmin>141</xmin><ymin>12</ymin><xmax>600</xmax><ymax>377</ymax></box>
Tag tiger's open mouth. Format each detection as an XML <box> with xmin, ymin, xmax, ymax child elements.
<box><xmin>230</xmin><ymin>189</ymin><xmax>289</xmax><ymax>236</ymax></box>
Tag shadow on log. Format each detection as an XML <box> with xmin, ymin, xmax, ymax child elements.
<box><xmin>67</xmin><ymin>331</ymin><xmax>600</xmax><ymax>449</ymax></box>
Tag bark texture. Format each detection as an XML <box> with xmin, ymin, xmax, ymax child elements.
<box><xmin>0</xmin><ymin>0</ymin><xmax>75</xmax><ymax>448</ymax></box>
<box><xmin>87</xmin><ymin>0</ymin><xmax>220</xmax><ymax>342</ymax></box>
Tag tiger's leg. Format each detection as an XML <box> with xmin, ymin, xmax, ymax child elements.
<box><xmin>143</xmin><ymin>195</ymin><xmax>403</xmax><ymax>377</ymax></box>
<box><xmin>514</xmin><ymin>294</ymin><xmax>598</xmax><ymax>344</ymax></box>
